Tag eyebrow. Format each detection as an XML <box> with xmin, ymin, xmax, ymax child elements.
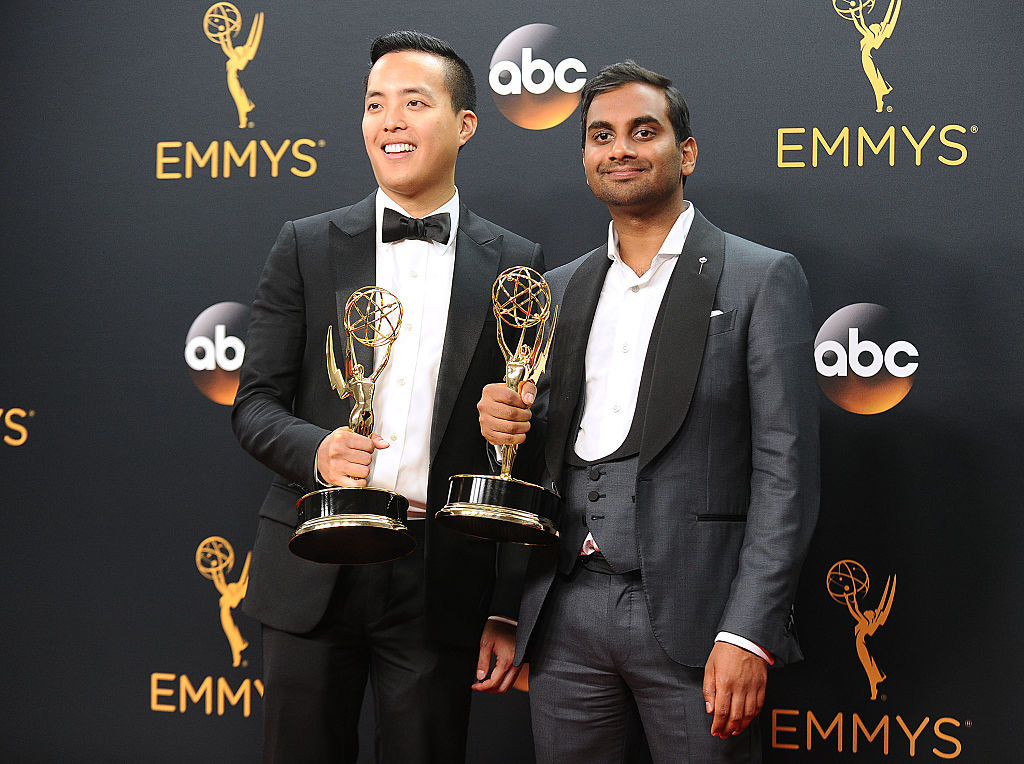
<box><xmin>365</xmin><ymin>87</ymin><xmax>434</xmax><ymax>100</ymax></box>
<box><xmin>587</xmin><ymin>115</ymin><xmax>664</xmax><ymax>134</ymax></box>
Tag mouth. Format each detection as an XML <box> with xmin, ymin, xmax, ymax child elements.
<box><xmin>382</xmin><ymin>142</ymin><xmax>416</xmax><ymax>156</ymax></box>
<box><xmin>602</xmin><ymin>164</ymin><xmax>645</xmax><ymax>179</ymax></box>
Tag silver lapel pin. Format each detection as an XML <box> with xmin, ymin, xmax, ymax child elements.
<box><xmin>698</xmin><ymin>256</ymin><xmax>707</xmax><ymax>275</ymax></box>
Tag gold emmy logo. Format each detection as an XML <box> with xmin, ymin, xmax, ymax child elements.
<box><xmin>203</xmin><ymin>3</ymin><xmax>264</xmax><ymax>128</ymax></box>
<box><xmin>827</xmin><ymin>559</ymin><xmax>896</xmax><ymax>700</ymax></box>
<box><xmin>196</xmin><ymin>536</ymin><xmax>251</xmax><ymax>667</ymax></box>
<box><xmin>833</xmin><ymin>0</ymin><xmax>902</xmax><ymax>113</ymax></box>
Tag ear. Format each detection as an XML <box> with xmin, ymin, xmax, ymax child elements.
<box><xmin>679</xmin><ymin>137</ymin><xmax>698</xmax><ymax>178</ymax></box>
<box><xmin>457</xmin><ymin>110</ymin><xmax>478</xmax><ymax>147</ymax></box>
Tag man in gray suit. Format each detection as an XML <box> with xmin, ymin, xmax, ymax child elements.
<box><xmin>478</xmin><ymin>61</ymin><xmax>819</xmax><ymax>762</ymax></box>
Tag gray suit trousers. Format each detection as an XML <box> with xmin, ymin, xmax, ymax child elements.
<box><xmin>529</xmin><ymin>555</ymin><xmax>762</xmax><ymax>764</ymax></box>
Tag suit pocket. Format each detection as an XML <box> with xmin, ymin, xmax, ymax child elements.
<box><xmin>707</xmin><ymin>309</ymin><xmax>736</xmax><ymax>335</ymax></box>
<box><xmin>258</xmin><ymin>480</ymin><xmax>305</xmax><ymax>526</ymax></box>
<box><xmin>696</xmin><ymin>513</ymin><xmax>747</xmax><ymax>522</ymax></box>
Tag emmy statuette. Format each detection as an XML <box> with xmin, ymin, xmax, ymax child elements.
<box><xmin>290</xmin><ymin>287</ymin><xmax>415</xmax><ymax>565</ymax></box>
<box><xmin>435</xmin><ymin>267</ymin><xmax>560</xmax><ymax>545</ymax></box>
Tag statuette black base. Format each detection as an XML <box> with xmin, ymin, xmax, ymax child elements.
<box><xmin>291</xmin><ymin>487</ymin><xmax>415</xmax><ymax>565</ymax></box>
<box><xmin>435</xmin><ymin>474</ymin><xmax>558</xmax><ymax>546</ymax></box>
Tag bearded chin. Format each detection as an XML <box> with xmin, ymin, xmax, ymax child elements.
<box><xmin>595</xmin><ymin>179</ymin><xmax>658</xmax><ymax>208</ymax></box>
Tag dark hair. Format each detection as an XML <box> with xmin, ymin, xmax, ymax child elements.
<box><xmin>579</xmin><ymin>60</ymin><xmax>692</xmax><ymax>149</ymax></box>
<box><xmin>367</xmin><ymin>31</ymin><xmax>476</xmax><ymax>113</ymax></box>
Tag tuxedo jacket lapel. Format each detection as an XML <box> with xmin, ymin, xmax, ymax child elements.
<box><xmin>638</xmin><ymin>209</ymin><xmax>725</xmax><ymax>471</ymax></box>
<box><xmin>545</xmin><ymin>247</ymin><xmax>611</xmax><ymax>487</ymax></box>
<box><xmin>327</xmin><ymin>194</ymin><xmax>377</xmax><ymax>374</ymax></box>
<box><xmin>430</xmin><ymin>205</ymin><xmax>504</xmax><ymax>462</ymax></box>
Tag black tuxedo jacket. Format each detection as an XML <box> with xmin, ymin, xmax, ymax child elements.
<box><xmin>516</xmin><ymin>210</ymin><xmax>819</xmax><ymax>666</ymax></box>
<box><xmin>232</xmin><ymin>192</ymin><xmax>543</xmax><ymax>646</ymax></box>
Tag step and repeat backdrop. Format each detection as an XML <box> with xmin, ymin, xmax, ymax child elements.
<box><xmin>2</xmin><ymin>1</ymin><xmax>1020</xmax><ymax>761</ymax></box>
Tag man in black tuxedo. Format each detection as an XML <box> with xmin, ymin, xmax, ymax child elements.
<box><xmin>233</xmin><ymin>31</ymin><xmax>540</xmax><ymax>763</ymax></box>
<box><xmin>479</xmin><ymin>62</ymin><xmax>819</xmax><ymax>762</ymax></box>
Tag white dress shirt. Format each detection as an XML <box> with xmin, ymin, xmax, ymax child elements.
<box><xmin>573</xmin><ymin>203</ymin><xmax>772</xmax><ymax>664</ymax></box>
<box><xmin>573</xmin><ymin>204</ymin><xmax>692</xmax><ymax>460</ymax></box>
<box><xmin>365</xmin><ymin>189</ymin><xmax>459</xmax><ymax>518</ymax></box>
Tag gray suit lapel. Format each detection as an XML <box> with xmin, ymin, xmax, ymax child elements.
<box><xmin>638</xmin><ymin>209</ymin><xmax>725</xmax><ymax>471</ymax></box>
<box><xmin>429</xmin><ymin>205</ymin><xmax>504</xmax><ymax>462</ymax></box>
<box><xmin>327</xmin><ymin>193</ymin><xmax>377</xmax><ymax>374</ymax></box>
<box><xmin>544</xmin><ymin>247</ymin><xmax>611</xmax><ymax>487</ymax></box>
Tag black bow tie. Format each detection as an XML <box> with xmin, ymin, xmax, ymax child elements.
<box><xmin>381</xmin><ymin>207</ymin><xmax>452</xmax><ymax>244</ymax></box>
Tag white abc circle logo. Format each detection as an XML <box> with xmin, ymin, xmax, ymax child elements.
<box><xmin>184</xmin><ymin>301</ymin><xmax>249</xmax><ymax>405</ymax></box>
<box><xmin>814</xmin><ymin>303</ymin><xmax>918</xmax><ymax>414</ymax></box>
<box><xmin>815</xmin><ymin>329</ymin><xmax>918</xmax><ymax>379</ymax></box>
<box><xmin>489</xmin><ymin>49</ymin><xmax>586</xmax><ymax>96</ymax></box>
<box><xmin>185</xmin><ymin>323</ymin><xmax>245</xmax><ymax>372</ymax></box>
<box><xmin>489</xmin><ymin>24</ymin><xmax>586</xmax><ymax>130</ymax></box>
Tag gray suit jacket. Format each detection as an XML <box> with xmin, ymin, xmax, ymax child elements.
<box><xmin>232</xmin><ymin>192</ymin><xmax>543</xmax><ymax>645</ymax></box>
<box><xmin>515</xmin><ymin>209</ymin><xmax>819</xmax><ymax>667</ymax></box>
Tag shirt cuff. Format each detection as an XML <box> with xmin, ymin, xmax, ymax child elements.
<box><xmin>487</xmin><ymin>615</ymin><xmax>518</xmax><ymax>627</ymax></box>
<box><xmin>314</xmin><ymin>443</ymin><xmax>331</xmax><ymax>487</ymax></box>
<box><xmin>715</xmin><ymin>632</ymin><xmax>774</xmax><ymax>665</ymax></box>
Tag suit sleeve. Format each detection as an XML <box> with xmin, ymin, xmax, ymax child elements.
<box><xmin>717</xmin><ymin>252</ymin><xmax>820</xmax><ymax>661</ymax></box>
<box><xmin>231</xmin><ymin>221</ymin><xmax>331</xmax><ymax>487</ymax></box>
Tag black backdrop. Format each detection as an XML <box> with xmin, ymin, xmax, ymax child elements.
<box><xmin>2</xmin><ymin>1</ymin><xmax>1021</xmax><ymax>761</ymax></box>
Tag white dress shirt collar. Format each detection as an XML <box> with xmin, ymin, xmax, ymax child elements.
<box><xmin>606</xmin><ymin>201</ymin><xmax>694</xmax><ymax>284</ymax></box>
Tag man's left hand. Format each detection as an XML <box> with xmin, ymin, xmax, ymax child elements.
<box><xmin>471</xmin><ymin>620</ymin><xmax>521</xmax><ymax>693</ymax></box>
<box><xmin>702</xmin><ymin>641</ymin><xmax>767</xmax><ymax>738</ymax></box>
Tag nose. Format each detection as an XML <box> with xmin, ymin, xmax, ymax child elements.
<box><xmin>383</xmin><ymin>108</ymin><xmax>406</xmax><ymax>133</ymax></box>
<box><xmin>608</xmin><ymin>133</ymin><xmax>636</xmax><ymax>161</ymax></box>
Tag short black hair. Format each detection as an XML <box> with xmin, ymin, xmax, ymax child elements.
<box><xmin>367</xmin><ymin>31</ymin><xmax>476</xmax><ymax>113</ymax></box>
<box><xmin>579</xmin><ymin>60</ymin><xmax>692</xmax><ymax>149</ymax></box>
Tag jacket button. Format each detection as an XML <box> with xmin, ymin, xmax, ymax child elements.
<box><xmin>588</xmin><ymin>467</ymin><xmax>602</xmax><ymax>480</ymax></box>
<box><xmin>587</xmin><ymin>490</ymin><xmax>601</xmax><ymax>502</ymax></box>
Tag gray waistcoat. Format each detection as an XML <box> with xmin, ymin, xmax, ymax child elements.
<box><xmin>555</xmin><ymin>272</ymin><xmax>676</xmax><ymax>576</ymax></box>
<box><xmin>558</xmin><ymin>457</ymin><xmax>641</xmax><ymax>574</ymax></box>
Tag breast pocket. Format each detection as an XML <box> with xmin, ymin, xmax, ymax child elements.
<box><xmin>708</xmin><ymin>309</ymin><xmax>736</xmax><ymax>336</ymax></box>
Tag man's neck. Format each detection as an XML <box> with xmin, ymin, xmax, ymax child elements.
<box><xmin>383</xmin><ymin>183</ymin><xmax>457</xmax><ymax>219</ymax></box>
<box><xmin>610</xmin><ymin>197</ymin><xmax>688</xmax><ymax>275</ymax></box>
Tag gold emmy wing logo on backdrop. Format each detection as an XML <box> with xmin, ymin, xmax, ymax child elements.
<box><xmin>196</xmin><ymin>536</ymin><xmax>251</xmax><ymax>667</ymax></box>
<box><xmin>777</xmin><ymin>0</ymin><xmax>976</xmax><ymax>168</ymax></box>
<box><xmin>827</xmin><ymin>559</ymin><xmax>896</xmax><ymax>700</ymax></box>
<box><xmin>768</xmin><ymin>559</ymin><xmax>966</xmax><ymax>756</ymax></box>
<box><xmin>154</xmin><ymin>4</ymin><xmax>323</xmax><ymax>179</ymax></box>
<box><xmin>204</xmin><ymin>3</ymin><xmax>264</xmax><ymax>128</ymax></box>
<box><xmin>833</xmin><ymin>0</ymin><xmax>902</xmax><ymax>113</ymax></box>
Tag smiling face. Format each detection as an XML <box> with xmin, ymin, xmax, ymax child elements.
<box><xmin>582</xmin><ymin>82</ymin><xmax>696</xmax><ymax>214</ymax></box>
<box><xmin>362</xmin><ymin>50</ymin><xmax>477</xmax><ymax>216</ymax></box>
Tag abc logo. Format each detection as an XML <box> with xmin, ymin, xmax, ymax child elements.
<box><xmin>489</xmin><ymin>24</ymin><xmax>586</xmax><ymax>130</ymax></box>
<box><xmin>184</xmin><ymin>301</ymin><xmax>249</xmax><ymax>405</ymax></box>
<box><xmin>815</xmin><ymin>303</ymin><xmax>918</xmax><ymax>415</ymax></box>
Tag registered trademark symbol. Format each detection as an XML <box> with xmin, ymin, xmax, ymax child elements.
<box><xmin>28</xmin><ymin>411</ymin><xmax>35</xmax><ymax>418</ymax></box>
<box><xmin>971</xmin><ymin>125</ymin><xmax>979</xmax><ymax>133</ymax></box>
<box><xmin>886</xmin><ymin>105</ymin><xmax>892</xmax><ymax>112</ymax></box>
<box><xmin>880</xmin><ymin>693</ymin><xmax>887</xmax><ymax>701</ymax></box>
<box><xmin>318</xmin><ymin>139</ymin><xmax>326</xmax><ymax>147</ymax></box>
<box><xmin>243</xmin><ymin>659</ymin><xmax>249</xmax><ymax>668</ymax></box>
